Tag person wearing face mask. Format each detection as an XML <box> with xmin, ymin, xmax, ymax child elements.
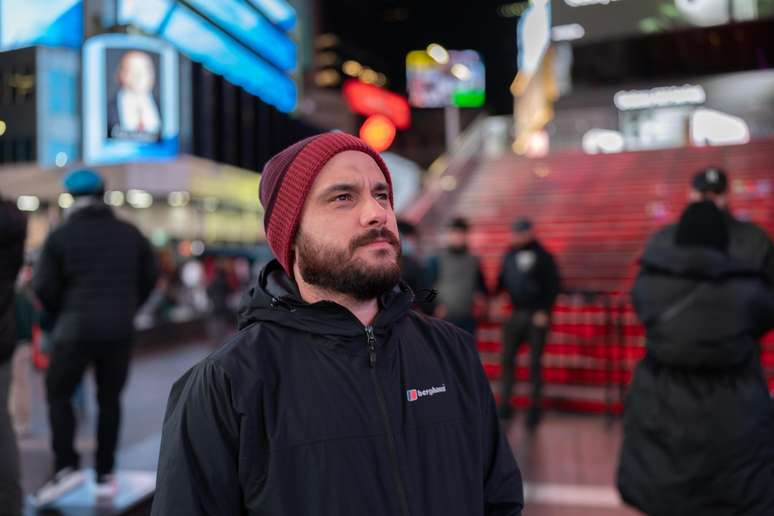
<box><xmin>427</xmin><ymin>217</ymin><xmax>489</xmax><ymax>336</ymax></box>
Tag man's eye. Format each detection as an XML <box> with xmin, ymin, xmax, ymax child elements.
<box><xmin>335</xmin><ymin>194</ymin><xmax>353</xmax><ymax>202</ymax></box>
<box><xmin>375</xmin><ymin>192</ymin><xmax>389</xmax><ymax>201</ymax></box>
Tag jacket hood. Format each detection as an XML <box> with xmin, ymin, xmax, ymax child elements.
<box><xmin>640</xmin><ymin>244</ymin><xmax>756</xmax><ymax>280</ymax></box>
<box><xmin>634</xmin><ymin>244</ymin><xmax>767</xmax><ymax>369</ymax></box>
<box><xmin>238</xmin><ymin>260</ymin><xmax>414</xmax><ymax>337</ymax></box>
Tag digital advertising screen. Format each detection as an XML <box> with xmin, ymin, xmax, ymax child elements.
<box><xmin>406</xmin><ymin>49</ymin><xmax>486</xmax><ymax>108</ymax></box>
<box><xmin>551</xmin><ymin>0</ymin><xmax>774</xmax><ymax>44</ymax></box>
<box><xmin>118</xmin><ymin>0</ymin><xmax>296</xmax><ymax>112</ymax></box>
<box><xmin>0</xmin><ymin>0</ymin><xmax>82</xmax><ymax>50</ymax></box>
<box><xmin>83</xmin><ymin>34</ymin><xmax>179</xmax><ymax>165</ymax></box>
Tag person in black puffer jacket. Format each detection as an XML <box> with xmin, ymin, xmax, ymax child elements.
<box><xmin>0</xmin><ymin>197</ymin><xmax>27</xmax><ymax>516</ymax></box>
<box><xmin>617</xmin><ymin>201</ymin><xmax>774</xmax><ymax>516</ymax></box>
<box><xmin>31</xmin><ymin>169</ymin><xmax>158</xmax><ymax>503</ymax></box>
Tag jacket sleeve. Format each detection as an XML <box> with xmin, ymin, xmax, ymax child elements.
<box><xmin>471</xmin><ymin>336</ymin><xmax>524</xmax><ymax>515</ymax></box>
<box><xmin>32</xmin><ymin>234</ymin><xmax>64</xmax><ymax>317</ymax></box>
<box><xmin>475</xmin><ymin>258</ymin><xmax>489</xmax><ymax>296</ymax></box>
<box><xmin>137</xmin><ymin>233</ymin><xmax>158</xmax><ymax>305</ymax></box>
<box><xmin>0</xmin><ymin>200</ymin><xmax>27</xmax><ymax>246</ymax></box>
<box><xmin>152</xmin><ymin>360</ymin><xmax>246</xmax><ymax>516</ymax></box>
<box><xmin>426</xmin><ymin>255</ymin><xmax>440</xmax><ymax>288</ymax></box>
<box><xmin>0</xmin><ymin>201</ymin><xmax>26</xmax><ymax>290</ymax></box>
<box><xmin>751</xmin><ymin>285</ymin><xmax>774</xmax><ymax>335</ymax></box>
<box><xmin>761</xmin><ymin>236</ymin><xmax>774</xmax><ymax>287</ymax></box>
<box><xmin>496</xmin><ymin>253</ymin><xmax>508</xmax><ymax>294</ymax></box>
<box><xmin>537</xmin><ymin>250</ymin><xmax>561</xmax><ymax>312</ymax></box>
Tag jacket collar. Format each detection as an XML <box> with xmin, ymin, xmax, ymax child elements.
<box><xmin>238</xmin><ymin>260</ymin><xmax>414</xmax><ymax>340</ymax></box>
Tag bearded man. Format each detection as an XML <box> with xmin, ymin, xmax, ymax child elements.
<box><xmin>151</xmin><ymin>133</ymin><xmax>524</xmax><ymax>516</ymax></box>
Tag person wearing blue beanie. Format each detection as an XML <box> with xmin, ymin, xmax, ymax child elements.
<box><xmin>31</xmin><ymin>167</ymin><xmax>158</xmax><ymax>505</ymax></box>
<box><xmin>62</xmin><ymin>169</ymin><xmax>105</xmax><ymax>198</ymax></box>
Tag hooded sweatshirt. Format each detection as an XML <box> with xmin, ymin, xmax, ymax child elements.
<box><xmin>152</xmin><ymin>260</ymin><xmax>524</xmax><ymax>516</ymax></box>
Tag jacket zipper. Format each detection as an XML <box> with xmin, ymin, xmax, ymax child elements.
<box><xmin>365</xmin><ymin>326</ymin><xmax>410</xmax><ymax>516</ymax></box>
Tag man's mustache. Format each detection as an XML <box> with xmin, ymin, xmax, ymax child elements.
<box><xmin>350</xmin><ymin>228</ymin><xmax>400</xmax><ymax>253</ymax></box>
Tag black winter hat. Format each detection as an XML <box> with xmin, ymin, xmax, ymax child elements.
<box><xmin>675</xmin><ymin>200</ymin><xmax>729</xmax><ymax>253</ymax></box>
<box><xmin>692</xmin><ymin>167</ymin><xmax>728</xmax><ymax>194</ymax></box>
<box><xmin>512</xmin><ymin>217</ymin><xmax>533</xmax><ymax>232</ymax></box>
<box><xmin>447</xmin><ymin>217</ymin><xmax>469</xmax><ymax>232</ymax></box>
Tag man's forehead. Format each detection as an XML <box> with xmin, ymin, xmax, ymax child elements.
<box><xmin>312</xmin><ymin>150</ymin><xmax>387</xmax><ymax>190</ymax></box>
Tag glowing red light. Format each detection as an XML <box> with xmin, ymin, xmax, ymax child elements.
<box><xmin>359</xmin><ymin>114</ymin><xmax>396</xmax><ymax>152</ymax></box>
<box><xmin>343</xmin><ymin>80</ymin><xmax>411</xmax><ymax>129</ymax></box>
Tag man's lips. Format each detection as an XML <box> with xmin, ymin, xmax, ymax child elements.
<box><xmin>361</xmin><ymin>239</ymin><xmax>393</xmax><ymax>248</ymax></box>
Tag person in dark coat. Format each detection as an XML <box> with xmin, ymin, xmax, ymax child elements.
<box><xmin>152</xmin><ymin>133</ymin><xmax>524</xmax><ymax>516</ymax></box>
<box><xmin>397</xmin><ymin>219</ymin><xmax>434</xmax><ymax>314</ymax></box>
<box><xmin>31</xmin><ymin>169</ymin><xmax>158</xmax><ymax>505</ymax></box>
<box><xmin>206</xmin><ymin>259</ymin><xmax>234</xmax><ymax>344</ymax></box>
<box><xmin>427</xmin><ymin>217</ymin><xmax>489</xmax><ymax>335</ymax></box>
<box><xmin>0</xmin><ymin>197</ymin><xmax>27</xmax><ymax>516</ymax></box>
<box><xmin>645</xmin><ymin>166</ymin><xmax>774</xmax><ymax>284</ymax></box>
<box><xmin>495</xmin><ymin>218</ymin><xmax>560</xmax><ymax>427</ymax></box>
<box><xmin>617</xmin><ymin>201</ymin><xmax>774</xmax><ymax>516</ymax></box>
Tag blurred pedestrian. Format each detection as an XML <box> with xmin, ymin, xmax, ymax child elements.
<box><xmin>646</xmin><ymin>166</ymin><xmax>774</xmax><ymax>283</ymax></box>
<box><xmin>427</xmin><ymin>217</ymin><xmax>488</xmax><ymax>335</ymax></box>
<box><xmin>31</xmin><ymin>169</ymin><xmax>158</xmax><ymax>505</ymax></box>
<box><xmin>495</xmin><ymin>218</ymin><xmax>560</xmax><ymax>428</ymax></box>
<box><xmin>10</xmin><ymin>258</ymin><xmax>37</xmax><ymax>437</ymax></box>
<box><xmin>152</xmin><ymin>133</ymin><xmax>523</xmax><ymax>516</ymax></box>
<box><xmin>0</xmin><ymin>196</ymin><xmax>27</xmax><ymax>516</ymax></box>
<box><xmin>618</xmin><ymin>201</ymin><xmax>774</xmax><ymax>515</ymax></box>
<box><xmin>206</xmin><ymin>259</ymin><xmax>233</xmax><ymax>344</ymax></box>
<box><xmin>397</xmin><ymin>220</ymin><xmax>434</xmax><ymax>314</ymax></box>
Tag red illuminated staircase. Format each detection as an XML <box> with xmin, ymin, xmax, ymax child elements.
<box><xmin>420</xmin><ymin>139</ymin><xmax>774</xmax><ymax>414</ymax></box>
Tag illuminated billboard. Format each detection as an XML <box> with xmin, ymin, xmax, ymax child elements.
<box><xmin>118</xmin><ymin>0</ymin><xmax>296</xmax><ymax>112</ymax></box>
<box><xmin>342</xmin><ymin>80</ymin><xmax>411</xmax><ymax>129</ymax></box>
<box><xmin>0</xmin><ymin>0</ymin><xmax>82</xmax><ymax>50</ymax></box>
<box><xmin>182</xmin><ymin>0</ymin><xmax>295</xmax><ymax>71</ymax></box>
<box><xmin>406</xmin><ymin>49</ymin><xmax>485</xmax><ymax>108</ymax></box>
<box><xmin>551</xmin><ymin>0</ymin><xmax>774</xmax><ymax>44</ymax></box>
<box><xmin>83</xmin><ymin>34</ymin><xmax>179</xmax><ymax>165</ymax></box>
<box><xmin>246</xmin><ymin>0</ymin><xmax>296</xmax><ymax>30</ymax></box>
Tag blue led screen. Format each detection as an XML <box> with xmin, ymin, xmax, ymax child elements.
<box><xmin>246</xmin><ymin>0</ymin><xmax>297</xmax><ymax>31</ymax></box>
<box><xmin>185</xmin><ymin>0</ymin><xmax>296</xmax><ymax>71</ymax></box>
<box><xmin>118</xmin><ymin>0</ymin><xmax>296</xmax><ymax>112</ymax></box>
<box><xmin>0</xmin><ymin>0</ymin><xmax>82</xmax><ymax>50</ymax></box>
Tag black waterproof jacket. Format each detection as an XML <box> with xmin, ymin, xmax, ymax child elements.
<box><xmin>617</xmin><ymin>245</ymin><xmax>774</xmax><ymax>516</ymax></box>
<box><xmin>0</xmin><ymin>199</ymin><xmax>27</xmax><ymax>364</ymax></box>
<box><xmin>152</xmin><ymin>260</ymin><xmax>523</xmax><ymax>516</ymax></box>
<box><xmin>32</xmin><ymin>203</ymin><xmax>157</xmax><ymax>345</ymax></box>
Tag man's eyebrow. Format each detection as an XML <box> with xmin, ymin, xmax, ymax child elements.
<box><xmin>372</xmin><ymin>181</ymin><xmax>389</xmax><ymax>191</ymax></box>
<box><xmin>317</xmin><ymin>182</ymin><xmax>359</xmax><ymax>198</ymax></box>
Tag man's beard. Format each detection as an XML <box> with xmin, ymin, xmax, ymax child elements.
<box><xmin>296</xmin><ymin>228</ymin><xmax>402</xmax><ymax>301</ymax></box>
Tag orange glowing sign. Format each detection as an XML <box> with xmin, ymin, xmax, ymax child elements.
<box><xmin>343</xmin><ymin>79</ymin><xmax>411</xmax><ymax>129</ymax></box>
<box><xmin>359</xmin><ymin>114</ymin><xmax>396</xmax><ymax>152</ymax></box>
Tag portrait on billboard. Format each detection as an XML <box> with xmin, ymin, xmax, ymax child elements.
<box><xmin>83</xmin><ymin>33</ymin><xmax>179</xmax><ymax>165</ymax></box>
<box><xmin>106</xmin><ymin>49</ymin><xmax>162</xmax><ymax>141</ymax></box>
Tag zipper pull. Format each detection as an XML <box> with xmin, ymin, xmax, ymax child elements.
<box><xmin>365</xmin><ymin>326</ymin><xmax>376</xmax><ymax>368</ymax></box>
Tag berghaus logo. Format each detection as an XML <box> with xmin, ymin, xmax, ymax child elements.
<box><xmin>406</xmin><ymin>385</ymin><xmax>447</xmax><ymax>402</ymax></box>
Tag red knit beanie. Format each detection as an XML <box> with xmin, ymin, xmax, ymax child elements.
<box><xmin>259</xmin><ymin>132</ymin><xmax>394</xmax><ymax>275</ymax></box>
